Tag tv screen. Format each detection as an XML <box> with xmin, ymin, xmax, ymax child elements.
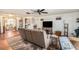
<box><xmin>43</xmin><ymin>21</ymin><xmax>52</xmax><ymax>28</ymax></box>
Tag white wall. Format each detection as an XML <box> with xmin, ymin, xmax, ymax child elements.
<box><xmin>32</xmin><ymin>12</ymin><xmax>79</xmax><ymax>36</ymax></box>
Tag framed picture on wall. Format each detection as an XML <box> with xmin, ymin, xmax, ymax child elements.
<box><xmin>40</xmin><ymin>19</ymin><xmax>44</xmax><ymax>21</ymax></box>
<box><xmin>56</xmin><ymin>17</ymin><xmax>61</xmax><ymax>20</ymax></box>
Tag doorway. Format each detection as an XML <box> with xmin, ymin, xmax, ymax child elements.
<box><xmin>5</xmin><ymin>18</ymin><xmax>16</xmax><ymax>31</ymax></box>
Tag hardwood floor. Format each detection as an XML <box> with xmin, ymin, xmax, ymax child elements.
<box><xmin>0</xmin><ymin>31</ymin><xmax>20</xmax><ymax>39</ymax></box>
<box><xmin>0</xmin><ymin>31</ymin><xmax>20</xmax><ymax>50</ymax></box>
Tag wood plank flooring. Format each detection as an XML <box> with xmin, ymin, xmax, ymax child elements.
<box><xmin>0</xmin><ymin>31</ymin><xmax>20</xmax><ymax>50</ymax></box>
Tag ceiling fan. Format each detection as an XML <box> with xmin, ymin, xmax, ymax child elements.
<box><xmin>25</xmin><ymin>9</ymin><xmax>48</xmax><ymax>15</ymax></box>
<box><xmin>31</xmin><ymin>9</ymin><xmax>48</xmax><ymax>15</ymax></box>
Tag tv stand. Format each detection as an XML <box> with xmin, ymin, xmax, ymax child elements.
<box><xmin>43</xmin><ymin>27</ymin><xmax>53</xmax><ymax>34</ymax></box>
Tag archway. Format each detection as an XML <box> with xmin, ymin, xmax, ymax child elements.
<box><xmin>5</xmin><ymin>18</ymin><xmax>16</xmax><ymax>31</ymax></box>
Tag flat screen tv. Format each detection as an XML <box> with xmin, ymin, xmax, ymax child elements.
<box><xmin>43</xmin><ymin>21</ymin><xmax>52</xmax><ymax>28</ymax></box>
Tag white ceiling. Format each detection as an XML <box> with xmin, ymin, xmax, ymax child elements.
<box><xmin>0</xmin><ymin>9</ymin><xmax>79</xmax><ymax>17</ymax></box>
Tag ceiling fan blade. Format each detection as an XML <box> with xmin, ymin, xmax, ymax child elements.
<box><xmin>40</xmin><ymin>9</ymin><xmax>45</xmax><ymax>12</ymax></box>
<box><xmin>42</xmin><ymin>12</ymin><xmax>48</xmax><ymax>14</ymax></box>
<box><xmin>26</xmin><ymin>12</ymin><xmax>30</xmax><ymax>14</ymax></box>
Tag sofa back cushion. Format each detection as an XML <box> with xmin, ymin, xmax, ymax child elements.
<box><xmin>18</xmin><ymin>28</ymin><xmax>26</xmax><ymax>40</ymax></box>
<box><xmin>31</xmin><ymin>30</ymin><xmax>45</xmax><ymax>48</ymax></box>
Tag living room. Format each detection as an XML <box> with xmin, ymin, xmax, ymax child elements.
<box><xmin>0</xmin><ymin>9</ymin><xmax>79</xmax><ymax>50</ymax></box>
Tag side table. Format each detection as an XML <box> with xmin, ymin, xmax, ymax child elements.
<box><xmin>50</xmin><ymin>35</ymin><xmax>60</xmax><ymax>49</ymax></box>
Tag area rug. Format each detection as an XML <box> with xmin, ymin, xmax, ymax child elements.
<box><xmin>7</xmin><ymin>35</ymin><xmax>44</xmax><ymax>50</ymax></box>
